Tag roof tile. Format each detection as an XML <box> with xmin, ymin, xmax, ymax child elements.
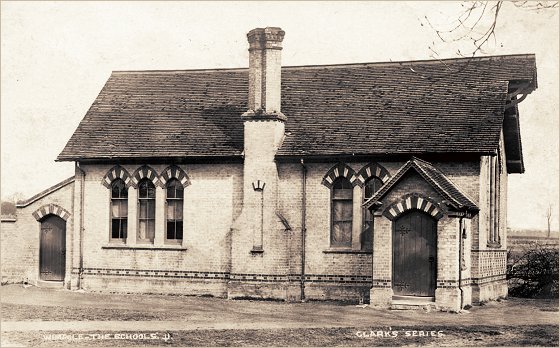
<box><xmin>57</xmin><ymin>54</ymin><xmax>537</xmax><ymax>161</ymax></box>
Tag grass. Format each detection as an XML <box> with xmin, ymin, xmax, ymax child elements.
<box><xmin>1</xmin><ymin>303</ymin><xmax>164</xmax><ymax>321</ymax></box>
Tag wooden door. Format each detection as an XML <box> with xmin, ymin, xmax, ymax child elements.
<box><xmin>392</xmin><ymin>210</ymin><xmax>436</xmax><ymax>297</ymax></box>
<box><xmin>40</xmin><ymin>215</ymin><xmax>66</xmax><ymax>281</ymax></box>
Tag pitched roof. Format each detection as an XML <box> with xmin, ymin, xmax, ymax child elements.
<box><xmin>16</xmin><ymin>176</ymin><xmax>75</xmax><ymax>208</ymax></box>
<box><xmin>57</xmin><ymin>54</ymin><xmax>537</xmax><ymax>166</ymax></box>
<box><xmin>364</xmin><ymin>157</ymin><xmax>479</xmax><ymax>214</ymax></box>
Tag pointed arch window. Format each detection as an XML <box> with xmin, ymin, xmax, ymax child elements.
<box><xmin>362</xmin><ymin>176</ymin><xmax>383</xmax><ymax>251</ymax></box>
<box><xmin>138</xmin><ymin>179</ymin><xmax>156</xmax><ymax>243</ymax></box>
<box><xmin>488</xmin><ymin>154</ymin><xmax>502</xmax><ymax>247</ymax></box>
<box><xmin>166</xmin><ymin>178</ymin><xmax>184</xmax><ymax>242</ymax></box>
<box><xmin>331</xmin><ymin>177</ymin><xmax>353</xmax><ymax>247</ymax></box>
<box><xmin>110</xmin><ymin>179</ymin><xmax>128</xmax><ymax>241</ymax></box>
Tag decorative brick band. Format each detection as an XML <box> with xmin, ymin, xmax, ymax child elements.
<box><xmin>355</xmin><ymin>163</ymin><xmax>391</xmax><ymax>187</ymax></box>
<box><xmin>159</xmin><ymin>165</ymin><xmax>191</xmax><ymax>188</ymax></box>
<box><xmin>75</xmin><ymin>268</ymin><xmax>229</xmax><ymax>280</ymax></box>
<box><xmin>471</xmin><ymin>274</ymin><xmax>507</xmax><ymax>285</ymax></box>
<box><xmin>383</xmin><ymin>193</ymin><xmax>444</xmax><ymax>220</ymax></box>
<box><xmin>228</xmin><ymin>273</ymin><xmax>371</xmax><ymax>284</ymax></box>
<box><xmin>32</xmin><ymin>203</ymin><xmax>71</xmax><ymax>221</ymax></box>
<box><xmin>372</xmin><ymin>278</ymin><xmax>391</xmax><ymax>288</ymax></box>
<box><xmin>471</xmin><ymin>249</ymin><xmax>508</xmax><ymax>253</ymax></box>
<box><xmin>372</xmin><ymin>279</ymin><xmax>473</xmax><ymax>289</ymax></box>
<box><xmin>229</xmin><ymin>273</ymin><xmax>292</xmax><ymax>282</ymax></box>
<box><xmin>73</xmin><ymin>268</ymin><xmax>371</xmax><ymax>284</ymax></box>
<box><xmin>131</xmin><ymin>165</ymin><xmax>160</xmax><ymax>188</ymax></box>
<box><xmin>321</xmin><ymin>163</ymin><xmax>358</xmax><ymax>188</ymax></box>
<box><xmin>437</xmin><ymin>279</ymin><xmax>459</xmax><ymax>288</ymax></box>
<box><xmin>102</xmin><ymin>165</ymin><xmax>132</xmax><ymax>189</ymax></box>
<box><xmin>304</xmin><ymin>274</ymin><xmax>371</xmax><ymax>284</ymax></box>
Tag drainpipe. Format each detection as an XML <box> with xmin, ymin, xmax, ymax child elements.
<box><xmin>300</xmin><ymin>159</ymin><xmax>307</xmax><ymax>302</ymax></box>
<box><xmin>370</xmin><ymin>206</ymin><xmax>374</xmax><ymax>304</ymax></box>
<box><xmin>458</xmin><ymin>217</ymin><xmax>464</xmax><ymax>310</ymax></box>
<box><xmin>76</xmin><ymin>162</ymin><xmax>85</xmax><ymax>289</ymax></box>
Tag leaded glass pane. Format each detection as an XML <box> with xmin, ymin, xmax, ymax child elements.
<box><xmin>111</xmin><ymin>179</ymin><xmax>127</xmax><ymax>198</ymax></box>
<box><xmin>333</xmin><ymin>177</ymin><xmax>352</xmax><ymax>189</ymax></box>
<box><xmin>147</xmin><ymin>220</ymin><xmax>155</xmax><ymax>240</ymax></box>
<box><xmin>167</xmin><ymin>201</ymin><xmax>176</xmax><ymax>220</ymax></box>
<box><xmin>111</xmin><ymin>201</ymin><xmax>119</xmax><ymax>218</ymax></box>
<box><xmin>333</xmin><ymin>188</ymin><xmax>353</xmax><ymax>200</ymax></box>
<box><xmin>147</xmin><ymin>200</ymin><xmax>155</xmax><ymax>218</ymax></box>
<box><xmin>332</xmin><ymin>222</ymin><xmax>352</xmax><ymax>245</ymax></box>
<box><xmin>364</xmin><ymin>177</ymin><xmax>382</xmax><ymax>200</ymax></box>
<box><xmin>111</xmin><ymin>220</ymin><xmax>121</xmax><ymax>239</ymax></box>
<box><xmin>120</xmin><ymin>200</ymin><xmax>128</xmax><ymax>218</ymax></box>
<box><xmin>139</xmin><ymin>180</ymin><xmax>155</xmax><ymax>198</ymax></box>
<box><xmin>175</xmin><ymin>201</ymin><xmax>183</xmax><ymax>220</ymax></box>
<box><xmin>175</xmin><ymin>221</ymin><xmax>183</xmax><ymax>240</ymax></box>
<box><xmin>333</xmin><ymin>201</ymin><xmax>353</xmax><ymax>221</ymax></box>
<box><xmin>167</xmin><ymin>222</ymin><xmax>176</xmax><ymax>240</ymax></box>
<box><xmin>120</xmin><ymin>220</ymin><xmax>127</xmax><ymax>239</ymax></box>
<box><xmin>139</xmin><ymin>201</ymin><xmax>147</xmax><ymax>219</ymax></box>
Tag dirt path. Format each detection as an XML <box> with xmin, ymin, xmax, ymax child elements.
<box><xmin>1</xmin><ymin>284</ymin><xmax>558</xmax><ymax>347</ymax></box>
<box><xmin>1</xmin><ymin>284</ymin><xmax>558</xmax><ymax>329</ymax></box>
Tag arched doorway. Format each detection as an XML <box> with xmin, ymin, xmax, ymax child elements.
<box><xmin>39</xmin><ymin>215</ymin><xmax>66</xmax><ymax>281</ymax></box>
<box><xmin>392</xmin><ymin>210</ymin><xmax>436</xmax><ymax>297</ymax></box>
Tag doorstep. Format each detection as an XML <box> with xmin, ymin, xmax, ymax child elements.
<box><xmin>391</xmin><ymin>295</ymin><xmax>437</xmax><ymax>310</ymax></box>
<box><xmin>36</xmin><ymin>280</ymin><xmax>64</xmax><ymax>289</ymax></box>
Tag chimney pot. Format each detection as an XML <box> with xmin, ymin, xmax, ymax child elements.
<box><xmin>247</xmin><ymin>27</ymin><xmax>285</xmax><ymax>51</ymax></box>
<box><xmin>244</xmin><ymin>27</ymin><xmax>286</xmax><ymax>119</ymax></box>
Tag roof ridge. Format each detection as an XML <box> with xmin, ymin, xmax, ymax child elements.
<box><xmin>410</xmin><ymin>156</ymin><xmax>432</xmax><ymax>166</ymax></box>
<box><xmin>411</xmin><ymin>160</ymin><xmax>463</xmax><ymax>207</ymax></box>
<box><xmin>430</xmin><ymin>168</ymin><xmax>479</xmax><ymax>209</ymax></box>
<box><xmin>16</xmin><ymin>176</ymin><xmax>75</xmax><ymax>208</ymax></box>
<box><xmin>410</xmin><ymin>159</ymin><xmax>479</xmax><ymax>210</ymax></box>
<box><xmin>112</xmin><ymin>67</ymin><xmax>247</xmax><ymax>74</ymax></box>
<box><xmin>111</xmin><ymin>53</ymin><xmax>536</xmax><ymax>74</ymax></box>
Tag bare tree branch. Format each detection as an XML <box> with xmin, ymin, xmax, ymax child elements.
<box><xmin>420</xmin><ymin>0</ymin><xmax>558</xmax><ymax>71</ymax></box>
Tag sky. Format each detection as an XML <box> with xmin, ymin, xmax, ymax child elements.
<box><xmin>1</xmin><ymin>1</ymin><xmax>558</xmax><ymax>230</ymax></box>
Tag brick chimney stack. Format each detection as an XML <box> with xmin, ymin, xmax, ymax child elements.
<box><xmin>244</xmin><ymin>27</ymin><xmax>286</xmax><ymax>120</ymax></box>
<box><xmin>229</xmin><ymin>27</ymin><xmax>294</xmax><ymax>300</ymax></box>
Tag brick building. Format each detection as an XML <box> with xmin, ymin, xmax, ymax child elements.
<box><xmin>1</xmin><ymin>27</ymin><xmax>538</xmax><ymax>311</ymax></box>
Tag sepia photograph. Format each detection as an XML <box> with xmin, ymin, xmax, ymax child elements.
<box><xmin>1</xmin><ymin>1</ymin><xmax>558</xmax><ymax>347</ymax></box>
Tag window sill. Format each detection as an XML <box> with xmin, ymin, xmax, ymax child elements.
<box><xmin>486</xmin><ymin>242</ymin><xmax>502</xmax><ymax>249</ymax></box>
<box><xmin>164</xmin><ymin>240</ymin><xmax>184</xmax><ymax>246</ymax></box>
<box><xmin>102</xmin><ymin>244</ymin><xmax>187</xmax><ymax>251</ymax></box>
<box><xmin>250</xmin><ymin>247</ymin><xmax>264</xmax><ymax>254</ymax></box>
<box><xmin>323</xmin><ymin>249</ymin><xmax>372</xmax><ymax>254</ymax></box>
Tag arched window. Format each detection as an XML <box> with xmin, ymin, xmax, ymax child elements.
<box><xmin>331</xmin><ymin>177</ymin><xmax>353</xmax><ymax>247</ymax></box>
<box><xmin>488</xmin><ymin>154</ymin><xmax>501</xmax><ymax>247</ymax></box>
<box><xmin>138</xmin><ymin>179</ymin><xmax>156</xmax><ymax>243</ymax></box>
<box><xmin>166</xmin><ymin>178</ymin><xmax>184</xmax><ymax>241</ymax></box>
<box><xmin>111</xmin><ymin>179</ymin><xmax>128</xmax><ymax>241</ymax></box>
<box><xmin>362</xmin><ymin>177</ymin><xmax>383</xmax><ymax>251</ymax></box>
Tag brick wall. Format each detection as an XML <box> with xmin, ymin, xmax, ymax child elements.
<box><xmin>276</xmin><ymin>159</ymin><xmax>482</xmax><ymax>303</ymax></box>
<box><xmin>1</xmin><ymin>180</ymin><xmax>74</xmax><ymax>285</ymax></box>
<box><xmin>3</xmin><ymin>155</ymin><xmax>498</xmax><ymax>307</ymax></box>
<box><xmin>470</xmin><ymin>132</ymin><xmax>509</xmax><ymax>303</ymax></box>
<box><xmin>280</xmin><ymin>161</ymin><xmax>402</xmax><ymax>300</ymax></box>
<box><xmin>76</xmin><ymin>162</ymin><xmax>243</xmax><ymax>295</ymax></box>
